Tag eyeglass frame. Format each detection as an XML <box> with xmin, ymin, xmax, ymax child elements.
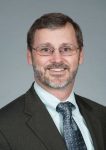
<box><xmin>31</xmin><ymin>43</ymin><xmax>80</xmax><ymax>56</ymax></box>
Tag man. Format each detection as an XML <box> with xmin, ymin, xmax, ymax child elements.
<box><xmin>0</xmin><ymin>13</ymin><xmax>105</xmax><ymax>150</ymax></box>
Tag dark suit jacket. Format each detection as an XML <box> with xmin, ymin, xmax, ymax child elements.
<box><xmin>0</xmin><ymin>83</ymin><xmax>105</xmax><ymax>150</ymax></box>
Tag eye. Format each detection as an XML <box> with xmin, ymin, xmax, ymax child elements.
<box><xmin>40</xmin><ymin>47</ymin><xmax>50</xmax><ymax>52</ymax></box>
<box><xmin>63</xmin><ymin>47</ymin><xmax>72</xmax><ymax>52</ymax></box>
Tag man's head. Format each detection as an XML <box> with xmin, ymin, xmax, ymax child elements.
<box><xmin>27</xmin><ymin>13</ymin><xmax>84</xmax><ymax>90</ymax></box>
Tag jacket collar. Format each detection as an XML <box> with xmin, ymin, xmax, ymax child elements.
<box><xmin>24</xmin><ymin>83</ymin><xmax>67</xmax><ymax>150</ymax></box>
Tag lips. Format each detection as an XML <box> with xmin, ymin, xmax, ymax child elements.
<box><xmin>49</xmin><ymin>68</ymin><xmax>65</xmax><ymax>72</ymax></box>
<box><xmin>47</xmin><ymin>68</ymin><xmax>68</xmax><ymax>77</ymax></box>
<box><xmin>45</xmin><ymin>63</ymin><xmax>69</xmax><ymax>76</ymax></box>
<box><xmin>46</xmin><ymin>63</ymin><xmax>69</xmax><ymax>70</ymax></box>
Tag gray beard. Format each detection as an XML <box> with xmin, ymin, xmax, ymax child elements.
<box><xmin>33</xmin><ymin>65</ymin><xmax>78</xmax><ymax>89</ymax></box>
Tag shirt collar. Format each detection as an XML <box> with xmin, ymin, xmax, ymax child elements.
<box><xmin>34</xmin><ymin>81</ymin><xmax>77</xmax><ymax>110</ymax></box>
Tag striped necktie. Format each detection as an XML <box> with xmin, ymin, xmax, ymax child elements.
<box><xmin>56</xmin><ymin>102</ymin><xmax>87</xmax><ymax>150</ymax></box>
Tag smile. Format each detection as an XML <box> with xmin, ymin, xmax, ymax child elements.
<box><xmin>49</xmin><ymin>68</ymin><xmax>65</xmax><ymax>72</ymax></box>
<box><xmin>47</xmin><ymin>68</ymin><xmax>67</xmax><ymax>76</ymax></box>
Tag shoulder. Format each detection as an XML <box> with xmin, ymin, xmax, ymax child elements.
<box><xmin>75</xmin><ymin>94</ymin><xmax>105</xmax><ymax>107</ymax></box>
<box><xmin>0</xmin><ymin>83</ymin><xmax>35</xmax><ymax>118</ymax></box>
<box><xmin>75</xmin><ymin>94</ymin><xmax>106</xmax><ymax>115</ymax></box>
<box><xmin>0</xmin><ymin>93</ymin><xmax>26</xmax><ymax>123</ymax></box>
<box><xmin>0</xmin><ymin>83</ymin><xmax>37</xmax><ymax>126</ymax></box>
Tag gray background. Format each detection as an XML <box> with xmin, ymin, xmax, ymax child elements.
<box><xmin>0</xmin><ymin>0</ymin><xmax>106</xmax><ymax>108</ymax></box>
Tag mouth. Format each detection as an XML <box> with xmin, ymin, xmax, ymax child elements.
<box><xmin>47</xmin><ymin>68</ymin><xmax>67</xmax><ymax>76</ymax></box>
<box><xmin>45</xmin><ymin>63</ymin><xmax>69</xmax><ymax>76</ymax></box>
<box><xmin>49</xmin><ymin>68</ymin><xmax>66</xmax><ymax>71</ymax></box>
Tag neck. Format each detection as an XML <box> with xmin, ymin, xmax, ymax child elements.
<box><xmin>36</xmin><ymin>80</ymin><xmax>74</xmax><ymax>101</ymax></box>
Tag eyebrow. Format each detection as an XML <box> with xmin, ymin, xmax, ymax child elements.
<box><xmin>36</xmin><ymin>42</ymin><xmax>74</xmax><ymax>47</ymax></box>
<box><xmin>38</xmin><ymin>42</ymin><xmax>53</xmax><ymax>47</ymax></box>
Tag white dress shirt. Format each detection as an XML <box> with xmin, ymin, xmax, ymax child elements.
<box><xmin>34</xmin><ymin>82</ymin><xmax>94</xmax><ymax>150</ymax></box>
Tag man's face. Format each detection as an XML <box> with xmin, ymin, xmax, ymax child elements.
<box><xmin>27</xmin><ymin>23</ymin><xmax>84</xmax><ymax>89</ymax></box>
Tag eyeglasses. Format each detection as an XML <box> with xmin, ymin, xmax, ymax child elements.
<box><xmin>31</xmin><ymin>44</ymin><xmax>79</xmax><ymax>56</ymax></box>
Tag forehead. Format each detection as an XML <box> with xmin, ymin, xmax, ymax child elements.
<box><xmin>33</xmin><ymin>23</ymin><xmax>77</xmax><ymax>46</ymax></box>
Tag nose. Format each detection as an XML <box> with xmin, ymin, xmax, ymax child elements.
<box><xmin>51</xmin><ymin>50</ymin><xmax>63</xmax><ymax>63</ymax></box>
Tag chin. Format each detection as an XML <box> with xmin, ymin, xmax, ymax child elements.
<box><xmin>44</xmin><ymin>79</ymin><xmax>71</xmax><ymax>89</ymax></box>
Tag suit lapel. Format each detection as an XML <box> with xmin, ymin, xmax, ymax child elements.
<box><xmin>24</xmin><ymin>85</ymin><xmax>67</xmax><ymax>150</ymax></box>
<box><xmin>75</xmin><ymin>95</ymin><xmax>104</xmax><ymax>150</ymax></box>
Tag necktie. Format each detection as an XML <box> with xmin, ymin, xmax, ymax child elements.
<box><xmin>56</xmin><ymin>102</ymin><xmax>87</xmax><ymax>150</ymax></box>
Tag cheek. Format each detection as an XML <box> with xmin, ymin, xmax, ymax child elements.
<box><xmin>32</xmin><ymin>56</ymin><xmax>49</xmax><ymax>70</ymax></box>
<box><xmin>66</xmin><ymin>56</ymin><xmax>80</xmax><ymax>73</ymax></box>
<box><xmin>67</xmin><ymin>56</ymin><xmax>79</xmax><ymax>66</ymax></box>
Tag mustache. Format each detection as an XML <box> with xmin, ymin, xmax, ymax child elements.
<box><xmin>45</xmin><ymin>63</ymin><xmax>69</xmax><ymax>70</ymax></box>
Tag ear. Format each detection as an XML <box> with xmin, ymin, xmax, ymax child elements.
<box><xmin>27</xmin><ymin>49</ymin><xmax>32</xmax><ymax>65</ymax></box>
<box><xmin>79</xmin><ymin>48</ymin><xmax>84</xmax><ymax>64</ymax></box>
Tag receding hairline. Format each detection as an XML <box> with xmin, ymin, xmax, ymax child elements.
<box><xmin>27</xmin><ymin>13</ymin><xmax>83</xmax><ymax>50</ymax></box>
<box><xmin>31</xmin><ymin>23</ymin><xmax>79</xmax><ymax>50</ymax></box>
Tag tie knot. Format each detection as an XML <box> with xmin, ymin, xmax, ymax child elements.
<box><xmin>56</xmin><ymin>102</ymin><xmax>75</xmax><ymax>117</ymax></box>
